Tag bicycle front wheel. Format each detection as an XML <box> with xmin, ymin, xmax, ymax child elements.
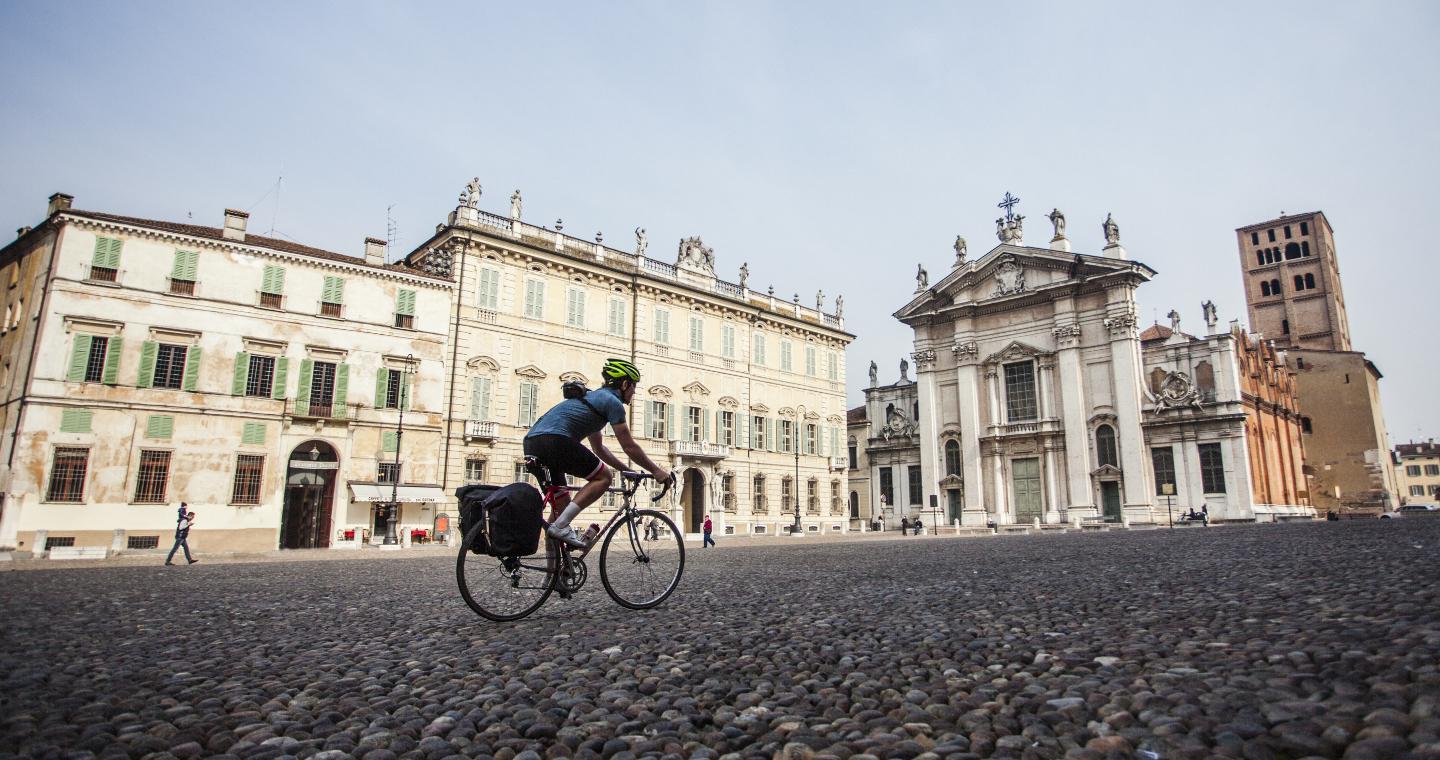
<box><xmin>456</xmin><ymin>524</ymin><xmax>558</xmax><ymax>622</ymax></box>
<box><xmin>599</xmin><ymin>509</ymin><xmax>685</xmax><ymax>609</ymax></box>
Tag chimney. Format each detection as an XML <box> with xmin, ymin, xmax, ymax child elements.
<box><xmin>16</xmin><ymin>226</ymin><xmax>32</xmax><ymax>239</ymax></box>
<box><xmin>223</xmin><ymin>209</ymin><xmax>249</xmax><ymax>241</ymax></box>
<box><xmin>364</xmin><ymin>237</ymin><xmax>388</xmax><ymax>266</ymax></box>
<box><xmin>47</xmin><ymin>193</ymin><xmax>74</xmax><ymax>216</ymax></box>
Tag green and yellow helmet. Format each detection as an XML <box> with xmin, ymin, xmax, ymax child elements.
<box><xmin>600</xmin><ymin>357</ymin><xmax>641</xmax><ymax>385</ymax></box>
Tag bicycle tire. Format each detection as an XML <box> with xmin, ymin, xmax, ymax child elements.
<box><xmin>599</xmin><ymin>509</ymin><xmax>685</xmax><ymax>609</ymax></box>
<box><xmin>456</xmin><ymin>523</ymin><xmax>558</xmax><ymax>621</ymax></box>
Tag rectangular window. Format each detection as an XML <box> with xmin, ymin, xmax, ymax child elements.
<box><xmin>524</xmin><ymin>279</ymin><xmax>544</xmax><ymax>319</ymax></box>
<box><xmin>753</xmin><ymin>334</ymin><xmax>766</xmax><ymax>365</ymax></box>
<box><xmin>689</xmin><ymin>316</ymin><xmax>704</xmax><ymax>351</ymax></box>
<box><xmin>566</xmin><ymin>289</ymin><xmax>585</xmax><ymax>327</ymax></box>
<box><xmin>382</xmin><ymin>369</ymin><xmax>404</xmax><ymax>409</ymax></box>
<box><xmin>1412</xmin><ymin>486</ymin><xmax>1427</xmax><ymax>497</ymax></box>
<box><xmin>1198</xmin><ymin>443</ymin><xmax>1226</xmax><ymax>494</ymax></box>
<box><xmin>782</xmin><ymin>478</ymin><xmax>793</xmax><ymax>510</ymax></box>
<box><xmin>83</xmin><ymin>336</ymin><xmax>109</xmax><ymax>383</ymax></box>
<box><xmin>1250</xmin><ymin>231</ymin><xmax>1259</xmax><ymax>245</ymax></box>
<box><xmin>170</xmin><ymin>250</ymin><xmax>198</xmax><ymax>295</ymax></box>
<box><xmin>1004</xmin><ymin>361</ymin><xmax>1038</xmax><ymax>422</ymax></box>
<box><xmin>848</xmin><ymin>443</ymin><xmax>857</xmax><ymax>470</ymax></box>
<box><xmin>687</xmin><ymin>406</ymin><xmax>703</xmax><ymax>442</ymax></box>
<box><xmin>232</xmin><ymin>454</ymin><xmax>264</xmax><ymax>505</ymax></box>
<box><xmin>653</xmin><ymin>308</ymin><xmax>670</xmax><ymax>344</ymax></box>
<box><xmin>518</xmin><ymin>382</ymin><xmax>539</xmax><ymax>426</ymax></box>
<box><xmin>377</xmin><ymin>462</ymin><xmax>400</xmax><ymax>484</ymax></box>
<box><xmin>753</xmin><ymin>475</ymin><xmax>766</xmax><ymax>510</ymax></box>
<box><xmin>1300</xmin><ymin>221</ymin><xmax>1310</xmax><ymax>236</ymax></box>
<box><xmin>805</xmin><ymin>346</ymin><xmax>817</xmax><ymax>376</ymax></box>
<box><xmin>805</xmin><ymin>423</ymin><xmax>817</xmax><ymax>454</ymax></box>
<box><xmin>394</xmin><ymin>289</ymin><xmax>416</xmax><ymax>329</ymax></box>
<box><xmin>477</xmin><ymin>267</ymin><xmax>500</xmax><ymax>310</ymax></box>
<box><xmin>469</xmin><ymin>376</ymin><xmax>492</xmax><ymax>420</ymax></box>
<box><xmin>127</xmin><ymin>535</ymin><xmax>159</xmax><ymax>550</ymax></box>
<box><xmin>1267</xmin><ymin>229</ymin><xmax>1276</xmax><ymax>242</ymax></box>
<box><xmin>780</xmin><ymin>341</ymin><xmax>793</xmax><ymax>372</ymax></box>
<box><xmin>779</xmin><ymin>420</ymin><xmax>794</xmax><ymax>453</ymax></box>
<box><xmin>46</xmin><ymin>447</ymin><xmax>89</xmax><ymax>502</ymax></box>
<box><xmin>1151</xmin><ymin>447</ymin><xmax>1176</xmax><ymax>495</ymax></box>
<box><xmin>90</xmin><ymin>236</ymin><xmax>122</xmax><ymax>282</ymax></box>
<box><xmin>260</xmin><ymin>265</ymin><xmax>285</xmax><ymax>307</ymax></box>
<box><xmin>246</xmin><ymin>355</ymin><xmax>276</xmax><ymax>397</ymax></box>
<box><xmin>649</xmin><ymin>401</ymin><xmax>669</xmax><ymax>439</ymax></box>
<box><xmin>152</xmin><ymin>344</ymin><xmax>188</xmax><ymax>389</ymax></box>
<box><xmin>320</xmin><ymin>276</ymin><xmax>345</xmax><ymax>317</ymax></box>
<box><xmin>133</xmin><ymin>450</ymin><xmax>172</xmax><ymax>503</ymax></box>
<box><xmin>751</xmin><ymin>415</ymin><xmax>766</xmax><ymax>449</ymax></box>
<box><xmin>465</xmin><ymin>458</ymin><xmax>486</xmax><ymax>483</ymax></box>
<box><xmin>608</xmin><ymin>299</ymin><xmax>626</xmax><ymax>336</ymax></box>
<box><xmin>879</xmin><ymin>467</ymin><xmax>894</xmax><ymax>506</ymax></box>
<box><xmin>827</xmin><ymin>352</ymin><xmax>838</xmax><ymax>381</ymax></box>
<box><xmin>721</xmin><ymin>325</ymin><xmax>735</xmax><ymax>358</ymax></box>
<box><xmin>1426</xmin><ymin>465</ymin><xmax>1440</xmax><ymax>476</ymax></box>
<box><xmin>908</xmin><ymin>465</ymin><xmax>922</xmax><ymax>505</ymax></box>
<box><xmin>1408</xmin><ymin>465</ymin><xmax>1423</xmax><ymax>477</ymax></box>
<box><xmin>309</xmin><ymin>362</ymin><xmax>337</xmax><ymax>414</ymax></box>
<box><xmin>720</xmin><ymin>410</ymin><xmax>735</xmax><ymax>446</ymax></box>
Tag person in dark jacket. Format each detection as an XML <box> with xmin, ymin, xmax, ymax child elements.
<box><xmin>166</xmin><ymin>505</ymin><xmax>198</xmax><ymax>565</ymax></box>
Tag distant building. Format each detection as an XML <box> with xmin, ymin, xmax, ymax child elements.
<box><xmin>1394</xmin><ymin>440</ymin><xmax>1440</xmax><ymax>504</ymax></box>
<box><xmin>854</xmin><ymin>363</ymin><xmax>922</xmax><ymax>527</ymax></box>
<box><xmin>0</xmin><ymin>193</ymin><xmax>451</xmax><ymax>555</ymax></box>
<box><xmin>1235</xmin><ymin>212</ymin><xmax>1397</xmax><ymax>513</ymax></box>
<box><xmin>1139</xmin><ymin>317</ymin><xmax>1310</xmax><ymax>522</ymax></box>
<box><xmin>845</xmin><ymin>404</ymin><xmax>871</xmax><ymax>527</ymax></box>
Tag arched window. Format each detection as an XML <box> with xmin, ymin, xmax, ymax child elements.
<box><xmin>944</xmin><ymin>440</ymin><xmax>961</xmax><ymax>476</ymax></box>
<box><xmin>1270</xmin><ymin>279</ymin><xmax>1281</xmax><ymax>295</ymax></box>
<box><xmin>1260</xmin><ymin>281</ymin><xmax>1271</xmax><ymax>297</ymax></box>
<box><xmin>1095</xmin><ymin>424</ymin><xmax>1118</xmax><ymax>468</ymax></box>
<box><xmin>1285</xmin><ymin>242</ymin><xmax>1302</xmax><ymax>260</ymax></box>
<box><xmin>1294</xmin><ymin>274</ymin><xmax>1305</xmax><ymax>290</ymax></box>
<box><xmin>1256</xmin><ymin>251</ymin><xmax>1264</xmax><ymax>266</ymax></box>
<box><xmin>1304</xmin><ymin>273</ymin><xmax>1315</xmax><ymax>289</ymax></box>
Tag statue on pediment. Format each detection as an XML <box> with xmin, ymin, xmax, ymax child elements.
<box><xmin>635</xmin><ymin>227</ymin><xmax>647</xmax><ymax>257</ymax></box>
<box><xmin>460</xmin><ymin>177</ymin><xmax>481</xmax><ymax>209</ymax></box>
<box><xmin>835</xmin><ymin>294</ymin><xmax>844</xmax><ymax>318</ymax></box>
<box><xmin>899</xmin><ymin>357</ymin><xmax>910</xmax><ymax>382</ymax></box>
<box><xmin>1103</xmin><ymin>213</ymin><xmax>1121</xmax><ymax>245</ymax></box>
<box><xmin>868</xmin><ymin>360</ymin><xmax>878</xmax><ymax>386</ymax></box>
<box><xmin>738</xmin><ymin>262</ymin><xmax>749</xmax><ymax>289</ymax></box>
<box><xmin>510</xmin><ymin>190</ymin><xmax>522</xmax><ymax>220</ymax></box>
<box><xmin>1168</xmin><ymin>309</ymin><xmax>1181</xmax><ymax>333</ymax></box>
<box><xmin>915</xmin><ymin>264</ymin><xmax>929</xmax><ymax>292</ymax></box>
<box><xmin>1048</xmin><ymin>208</ymin><xmax>1066</xmax><ymax>240</ymax></box>
<box><xmin>677</xmin><ymin>236</ymin><xmax>715</xmax><ymax>273</ymax></box>
<box><xmin>1202</xmin><ymin>300</ymin><xmax>1218</xmax><ymax>332</ymax></box>
<box><xmin>953</xmin><ymin>235</ymin><xmax>967</xmax><ymax>266</ymax></box>
<box><xmin>816</xmin><ymin>290</ymin><xmax>824</xmax><ymax>311</ymax></box>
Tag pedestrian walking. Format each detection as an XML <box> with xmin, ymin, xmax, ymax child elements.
<box><xmin>166</xmin><ymin>504</ymin><xmax>199</xmax><ymax>565</ymax></box>
<box><xmin>702</xmin><ymin>514</ymin><xmax>715</xmax><ymax>548</ymax></box>
<box><xmin>900</xmin><ymin>517</ymin><xmax>910</xmax><ymax>536</ymax></box>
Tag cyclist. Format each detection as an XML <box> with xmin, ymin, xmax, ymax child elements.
<box><xmin>523</xmin><ymin>358</ymin><xmax>673</xmax><ymax>548</ymax></box>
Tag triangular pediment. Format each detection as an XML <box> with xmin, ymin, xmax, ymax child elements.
<box><xmin>514</xmin><ymin>364</ymin><xmax>547</xmax><ymax>379</ymax></box>
<box><xmin>983</xmin><ymin>340</ymin><xmax>1049</xmax><ymax>364</ymax></box>
<box><xmin>750</xmin><ymin>402</ymin><xmax>771</xmax><ymax>413</ymax></box>
<box><xmin>681</xmin><ymin>381</ymin><xmax>711</xmax><ymax>397</ymax></box>
<box><xmin>1091</xmin><ymin>464</ymin><xmax>1123</xmax><ymax>477</ymax></box>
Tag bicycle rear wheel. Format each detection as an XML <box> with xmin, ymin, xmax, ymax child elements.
<box><xmin>456</xmin><ymin>524</ymin><xmax>558</xmax><ymax>621</ymax></box>
<box><xmin>599</xmin><ymin>509</ymin><xmax>685</xmax><ymax>609</ymax></box>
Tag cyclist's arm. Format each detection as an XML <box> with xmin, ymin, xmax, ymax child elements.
<box><xmin>587</xmin><ymin>431</ymin><xmax>629</xmax><ymax>471</ymax></box>
<box><xmin>608</xmin><ymin>422</ymin><xmax>670</xmax><ymax>481</ymax></box>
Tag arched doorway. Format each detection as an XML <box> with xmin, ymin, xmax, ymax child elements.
<box><xmin>280</xmin><ymin>441</ymin><xmax>339</xmax><ymax>549</ymax></box>
<box><xmin>679</xmin><ymin>468</ymin><xmax>705</xmax><ymax>534</ymax></box>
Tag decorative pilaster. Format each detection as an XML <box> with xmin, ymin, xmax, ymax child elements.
<box><xmin>1043</xmin><ymin>444</ymin><xmax>1062</xmax><ymax>524</ymax></box>
<box><xmin>1107</xmin><ymin>307</ymin><xmax>1156</xmax><ymax>521</ymax></box>
<box><xmin>955</xmin><ymin>360</ymin><xmax>988</xmax><ymax>526</ymax></box>
<box><xmin>913</xmin><ymin>348</ymin><xmax>941</xmax><ymax>523</ymax></box>
<box><xmin>1056</xmin><ymin>324</ymin><xmax>1095</xmax><ymax>517</ymax></box>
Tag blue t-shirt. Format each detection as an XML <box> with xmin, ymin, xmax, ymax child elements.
<box><xmin>525</xmin><ymin>387</ymin><xmax>627</xmax><ymax>440</ymax></box>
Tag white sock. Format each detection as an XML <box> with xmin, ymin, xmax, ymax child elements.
<box><xmin>551</xmin><ymin>501</ymin><xmax>584</xmax><ymax>531</ymax></box>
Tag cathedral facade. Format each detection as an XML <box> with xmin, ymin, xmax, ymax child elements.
<box><xmin>894</xmin><ymin>209</ymin><xmax>1157</xmax><ymax>526</ymax></box>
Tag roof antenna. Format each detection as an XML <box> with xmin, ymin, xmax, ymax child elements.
<box><xmin>386</xmin><ymin>204</ymin><xmax>399</xmax><ymax>262</ymax></box>
<box><xmin>267</xmin><ymin>176</ymin><xmax>282</xmax><ymax>236</ymax></box>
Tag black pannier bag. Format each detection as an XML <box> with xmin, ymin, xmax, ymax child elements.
<box><xmin>458</xmin><ymin>482</ymin><xmax>545</xmax><ymax>557</ymax></box>
<box><xmin>456</xmin><ymin>483</ymin><xmax>502</xmax><ymax>555</ymax></box>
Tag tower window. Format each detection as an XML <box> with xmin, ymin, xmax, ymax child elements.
<box><xmin>1251</xmin><ymin>231</ymin><xmax>1259</xmax><ymax>245</ymax></box>
<box><xmin>1282</xmin><ymin>319</ymin><xmax>1289</xmax><ymax>335</ymax></box>
<box><xmin>1284</xmin><ymin>242</ymin><xmax>1301</xmax><ymax>260</ymax></box>
<box><xmin>1305</xmin><ymin>273</ymin><xmax>1315</xmax><ymax>289</ymax></box>
<box><xmin>1270</xmin><ymin>278</ymin><xmax>1281</xmax><ymax>295</ymax></box>
<box><xmin>1302</xmin><ymin>241</ymin><xmax>1310</xmax><ymax>256</ymax></box>
<box><xmin>1261</xmin><ymin>281</ymin><xmax>1271</xmax><ymax>297</ymax></box>
<box><xmin>1267</xmin><ymin>229</ymin><xmax>1276</xmax><ymax>242</ymax></box>
<box><xmin>1284</xmin><ymin>225</ymin><xmax>1292</xmax><ymax>239</ymax></box>
<box><xmin>1256</xmin><ymin>251</ymin><xmax>1264</xmax><ymax>267</ymax></box>
<box><xmin>1300</xmin><ymin>221</ymin><xmax>1309</xmax><ymax>235</ymax></box>
<box><xmin>1294</xmin><ymin>275</ymin><xmax>1305</xmax><ymax>291</ymax></box>
<box><xmin>1301</xmin><ymin>416</ymin><xmax>1312</xmax><ymax>434</ymax></box>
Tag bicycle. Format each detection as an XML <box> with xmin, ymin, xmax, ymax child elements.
<box><xmin>455</xmin><ymin>463</ymin><xmax>683</xmax><ymax>622</ymax></box>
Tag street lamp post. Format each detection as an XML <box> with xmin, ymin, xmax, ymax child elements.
<box><xmin>383</xmin><ymin>354</ymin><xmax>416</xmax><ymax>546</ymax></box>
<box><xmin>792</xmin><ymin>405</ymin><xmax>805</xmax><ymax>535</ymax></box>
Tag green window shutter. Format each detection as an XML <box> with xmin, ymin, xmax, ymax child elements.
<box><xmin>181</xmin><ymin>346</ymin><xmax>202</xmax><ymax>392</ymax></box>
<box><xmin>819</xmin><ymin>426</ymin><xmax>827</xmax><ymax>456</ymax></box>
<box><xmin>382</xmin><ymin>430</ymin><xmax>398</xmax><ymax>453</ymax></box>
<box><xmin>374</xmin><ymin>369</ymin><xmax>390</xmax><ymax>408</ymax></box>
<box><xmin>469</xmin><ymin>377</ymin><xmax>481</xmax><ymax>418</ymax></box>
<box><xmin>103</xmin><ymin>337</ymin><xmax>123</xmax><ymax>385</ymax></box>
<box><xmin>146</xmin><ymin>415</ymin><xmax>174</xmax><ymax>440</ymax></box>
<box><xmin>271</xmin><ymin>357</ymin><xmax>288</xmax><ymax>400</ymax></box>
<box><xmin>136</xmin><ymin>341</ymin><xmax>157</xmax><ymax>388</ymax></box>
<box><xmin>667</xmin><ymin>403</ymin><xmax>677</xmax><ymax>442</ymax></box>
<box><xmin>232</xmin><ymin>352</ymin><xmax>250</xmax><ymax>395</ymax></box>
<box><xmin>60</xmin><ymin>408</ymin><xmax>92</xmax><ymax>433</ymax></box>
<box><xmin>92</xmin><ymin>237</ymin><xmax>121</xmax><ymax>268</ymax></box>
<box><xmin>644</xmin><ymin>401</ymin><xmax>654</xmax><ymax>438</ymax></box>
<box><xmin>766</xmin><ymin>418</ymin><xmax>774</xmax><ymax>452</ymax></box>
<box><xmin>742</xmin><ymin>414</ymin><xmax>751</xmax><ymax>449</ymax></box>
<box><xmin>242</xmin><ymin>422</ymin><xmax>266</xmax><ymax>445</ymax></box>
<box><xmin>397</xmin><ymin>289</ymin><xmax>416</xmax><ymax>316</ymax></box>
<box><xmin>478</xmin><ymin>377</ymin><xmax>491</xmax><ymax>420</ymax></box>
<box><xmin>67</xmin><ymin>335</ymin><xmax>93</xmax><ymax>382</ymax></box>
<box><xmin>295</xmin><ymin>359</ymin><xmax>314</xmax><ymax>407</ymax></box>
<box><xmin>323</xmin><ymin>276</ymin><xmax>344</xmax><ymax>304</ymax></box>
<box><xmin>261</xmin><ymin>265</ymin><xmax>285</xmax><ymax>294</ymax></box>
<box><xmin>171</xmin><ymin>250</ymin><xmax>198</xmax><ymax>280</ymax></box>
<box><xmin>702</xmin><ymin>407</ymin><xmax>710</xmax><ymax>442</ymax></box>
<box><xmin>334</xmin><ymin>363</ymin><xmax>350</xmax><ymax>408</ymax></box>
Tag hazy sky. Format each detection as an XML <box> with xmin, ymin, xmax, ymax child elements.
<box><xmin>3</xmin><ymin>2</ymin><xmax>1437</xmax><ymax>441</ymax></box>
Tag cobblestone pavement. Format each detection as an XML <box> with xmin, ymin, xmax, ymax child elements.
<box><xmin>3</xmin><ymin>521</ymin><xmax>1437</xmax><ymax>760</ymax></box>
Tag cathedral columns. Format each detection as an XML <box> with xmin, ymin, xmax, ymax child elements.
<box><xmin>954</xmin><ymin>350</ymin><xmax>988</xmax><ymax>526</ymax></box>
<box><xmin>1104</xmin><ymin>304</ymin><xmax>1156</xmax><ymax>520</ymax></box>
<box><xmin>1055</xmin><ymin>324</ymin><xmax>1095</xmax><ymax>517</ymax></box>
<box><xmin>913</xmin><ymin>350</ymin><xmax>940</xmax><ymax>523</ymax></box>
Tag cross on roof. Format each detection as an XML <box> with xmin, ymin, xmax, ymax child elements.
<box><xmin>998</xmin><ymin>192</ymin><xmax>1021</xmax><ymax>220</ymax></box>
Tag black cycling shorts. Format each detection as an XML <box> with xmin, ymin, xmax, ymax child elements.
<box><xmin>522</xmin><ymin>434</ymin><xmax>604</xmax><ymax>488</ymax></box>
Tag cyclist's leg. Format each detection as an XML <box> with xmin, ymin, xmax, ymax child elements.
<box><xmin>526</xmin><ymin>435</ymin><xmax>604</xmax><ymax>531</ymax></box>
<box><xmin>554</xmin><ymin>461</ymin><xmax>608</xmax><ymax>530</ymax></box>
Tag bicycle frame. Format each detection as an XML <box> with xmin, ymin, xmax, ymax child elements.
<box><xmin>539</xmin><ymin>472</ymin><xmax>669</xmax><ymax>561</ymax></box>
